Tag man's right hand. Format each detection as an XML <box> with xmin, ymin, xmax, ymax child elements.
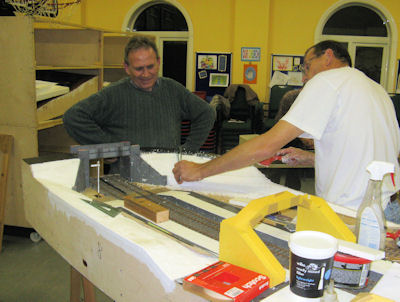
<box><xmin>276</xmin><ymin>147</ymin><xmax>315</xmax><ymax>166</ymax></box>
<box><xmin>173</xmin><ymin>160</ymin><xmax>205</xmax><ymax>184</ymax></box>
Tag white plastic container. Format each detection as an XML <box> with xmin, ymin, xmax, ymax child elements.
<box><xmin>289</xmin><ymin>231</ymin><xmax>338</xmax><ymax>298</ymax></box>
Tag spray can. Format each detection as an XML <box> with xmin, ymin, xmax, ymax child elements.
<box><xmin>355</xmin><ymin>161</ymin><xmax>395</xmax><ymax>251</ymax></box>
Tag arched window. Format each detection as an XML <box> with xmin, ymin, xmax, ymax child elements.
<box><xmin>123</xmin><ymin>1</ymin><xmax>192</xmax><ymax>89</ymax></box>
<box><xmin>323</xmin><ymin>6</ymin><xmax>387</xmax><ymax>37</ymax></box>
<box><xmin>316</xmin><ymin>1</ymin><xmax>397</xmax><ymax>91</ymax></box>
<box><xmin>133</xmin><ymin>4</ymin><xmax>187</xmax><ymax>31</ymax></box>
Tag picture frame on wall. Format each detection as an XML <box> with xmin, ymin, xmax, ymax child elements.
<box><xmin>273</xmin><ymin>56</ymin><xmax>294</xmax><ymax>71</ymax></box>
<box><xmin>218</xmin><ymin>55</ymin><xmax>227</xmax><ymax>72</ymax></box>
<box><xmin>198</xmin><ymin>55</ymin><xmax>218</xmax><ymax>70</ymax></box>
<box><xmin>243</xmin><ymin>64</ymin><xmax>257</xmax><ymax>84</ymax></box>
<box><xmin>198</xmin><ymin>70</ymin><xmax>208</xmax><ymax>79</ymax></box>
<box><xmin>241</xmin><ymin>47</ymin><xmax>261</xmax><ymax>62</ymax></box>
<box><xmin>209</xmin><ymin>73</ymin><xmax>229</xmax><ymax>87</ymax></box>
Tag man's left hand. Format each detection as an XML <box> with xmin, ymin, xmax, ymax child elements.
<box><xmin>276</xmin><ymin>147</ymin><xmax>315</xmax><ymax>166</ymax></box>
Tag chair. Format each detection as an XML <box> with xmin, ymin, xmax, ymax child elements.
<box><xmin>180</xmin><ymin>120</ymin><xmax>217</xmax><ymax>153</ymax></box>
<box><xmin>217</xmin><ymin>86</ymin><xmax>262</xmax><ymax>154</ymax></box>
<box><xmin>390</xmin><ymin>94</ymin><xmax>400</xmax><ymax>126</ymax></box>
<box><xmin>180</xmin><ymin>91</ymin><xmax>217</xmax><ymax>153</ymax></box>
<box><xmin>263</xmin><ymin>85</ymin><xmax>297</xmax><ymax>131</ymax></box>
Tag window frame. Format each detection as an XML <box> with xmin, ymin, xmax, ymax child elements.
<box><xmin>320</xmin><ymin>34</ymin><xmax>389</xmax><ymax>86</ymax></box>
<box><xmin>315</xmin><ymin>0</ymin><xmax>397</xmax><ymax>92</ymax></box>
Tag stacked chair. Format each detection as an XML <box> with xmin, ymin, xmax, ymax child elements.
<box><xmin>181</xmin><ymin>91</ymin><xmax>218</xmax><ymax>154</ymax></box>
<box><xmin>263</xmin><ymin>85</ymin><xmax>297</xmax><ymax>131</ymax></box>
<box><xmin>217</xmin><ymin>85</ymin><xmax>263</xmax><ymax>154</ymax></box>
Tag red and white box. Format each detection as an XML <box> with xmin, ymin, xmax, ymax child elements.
<box><xmin>183</xmin><ymin>261</ymin><xmax>270</xmax><ymax>302</ymax></box>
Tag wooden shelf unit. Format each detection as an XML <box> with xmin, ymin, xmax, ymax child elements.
<box><xmin>0</xmin><ymin>16</ymin><xmax>152</xmax><ymax>227</ymax></box>
<box><xmin>103</xmin><ymin>33</ymin><xmax>134</xmax><ymax>83</ymax></box>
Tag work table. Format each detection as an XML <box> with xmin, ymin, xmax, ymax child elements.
<box><xmin>21</xmin><ymin>153</ymin><xmax>400</xmax><ymax>301</ymax></box>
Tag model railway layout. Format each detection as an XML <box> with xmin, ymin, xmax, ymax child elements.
<box><xmin>87</xmin><ymin>174</ymin><xmax>383</xmax><ymax>296</ymax></box>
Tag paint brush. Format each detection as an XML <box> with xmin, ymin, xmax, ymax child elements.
<box><xmin>176</xmin><ymin>145</ymin><xmax>183</xmax><ymax>162</ymax></box>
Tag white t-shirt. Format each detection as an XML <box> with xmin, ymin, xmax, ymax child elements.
<box><xmin>282</xmin><ymin>67</ymin><xmax>400</xmax><ymax>209</ymax></box>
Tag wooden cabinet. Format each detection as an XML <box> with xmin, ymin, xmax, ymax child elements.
<box><xmin>1</xmin><ymin>16</ymin><xmax>38</xmax><ymax>228</ymax></box>
<box><xmin>0</xmin><ymin>16</ymin><xmax>151</xmax><ymax>227</ymax></box>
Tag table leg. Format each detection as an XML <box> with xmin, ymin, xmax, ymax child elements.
<box><xmin>70</xmin><ymin>266</ymin><xmax>96</xmax><ymax>302</ymax></box>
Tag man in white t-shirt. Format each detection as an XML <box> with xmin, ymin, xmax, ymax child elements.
<box><xmin>173</xmin><ymin>40</ymin><xmax>400</xmax><ymax>223</ymax></box>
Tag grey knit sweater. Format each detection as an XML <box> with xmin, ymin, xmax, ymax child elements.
<box><xmin>63</xmin><ymin>77</ymin><xmax>216</xmax><ymax>152</ymax></box>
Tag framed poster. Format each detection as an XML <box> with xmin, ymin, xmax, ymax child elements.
<box><xmin>198</xmin><ymin>70</ymin><xmax>208</xmax><ymax>79</ymax></box>
<box><xmin>241</xmin><ymin>47</ymin><xmax>261</xmax><ymax>62</ymax></box>
<box><xmin>243</xmin><ymin>64</ymin><xmax>257</xmax><ymax>84</ymax></box>
<box><xmin>198</xmin><ymin>55</ymin><xmax>217</xmax><ymax>70</ymax></box>
<box><xmin>218</xmin><ymin>55</ymin><xmax>227</xmax><ymax>72</ymax></box>
<box><xmin>209</xmin><ymin>73</ymin><xmax>229</xmax><ymax>87</ymax></box>
<box><xmin>273</xmin><ymin>56</ymin><xmax>294</xmax><ymax>71</ymax></box>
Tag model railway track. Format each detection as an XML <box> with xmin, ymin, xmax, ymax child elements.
<box><xmin>91</xmin><ymin>174</ymin><xmax>291</xmax><ymax>268</ymax></box>
<box><xmin>98</xmin><ymin>175</ymin><xmax>220</xmax><ymax>240</ymax></box>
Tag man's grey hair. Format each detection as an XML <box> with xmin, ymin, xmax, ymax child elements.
<box><xmin>305</xmin><ymin>40</ymin><xmax>352</xmax><ymax>67</ymax></box>
<box><xmin>124</xmin><ymin>36</ymin><xmax>159</xmax><ymax>65</ymax></box>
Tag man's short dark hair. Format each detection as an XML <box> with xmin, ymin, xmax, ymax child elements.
<box><xmin>306</xmin><ymin>40</ymin><xmax>352</xmax><ymax>67</ymax></box>
<box><xmin>124</xmin><ymin>36</ymin><xmax>159</xmax><ymax>65</ymax></box>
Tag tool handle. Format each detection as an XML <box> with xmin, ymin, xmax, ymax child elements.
<box><xmin>259</xmin><ymin>155</ymin><xmax>282</xmax><ymax>167</ymax></box>
<box><xmin>386</xmin><ymin>230</ymin><xmax>400</xmax><ymax>239</ymax></box>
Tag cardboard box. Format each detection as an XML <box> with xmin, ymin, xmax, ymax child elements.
<box><xmin>183</xmin><ymin>261</ymin><xmax>270</xmax><ymax>302</ymax></box>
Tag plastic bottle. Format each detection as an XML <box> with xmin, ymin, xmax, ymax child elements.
<box><xmin>321</xmin><ymin>279</ymin><xmax>338</xmax><ymax>302</ymax></box>
<box><xmin>355</xmin><ymin>161</ymin><xmax>395</xmax><ymax>251</ymax></box>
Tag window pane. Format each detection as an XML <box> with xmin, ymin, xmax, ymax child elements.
<box><xmin>163</xmin><ymin>41</ymin><xmax>187</xmax><ymax>86</ymax></box>
<box><xmin>323</xmin><ymin>6</ymin><xmax>387</xmax><ymax>37</ymax></box>
<box><xmin>355</xmin><ymin>46</ymin><xmax>383</xmax><ymax>83</ymax></box>
<box><xmin>134</xmin><ymin>4</ymin><xmax>188</xmax><ymax>31</ymax></box>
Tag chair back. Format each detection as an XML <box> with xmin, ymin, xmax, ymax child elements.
<box><xmin>390</xmin><ymin>94</ymin><xmax>400</xmax><ymax>126</ymax></box>
<box><xmin>269</xmin><ymin>85</ymin><xmax>296</xmax><ymax>119</ymax></box>
<box><xmin>229</xmin><ymin>87</ymin><xmax>251</xmax><ymax>121</ymax></box>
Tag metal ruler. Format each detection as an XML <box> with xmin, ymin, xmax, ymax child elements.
<box><xmin>81</xmin><ymin>198</ymin><xmax>120</xmax><ymax>217</ymax></box>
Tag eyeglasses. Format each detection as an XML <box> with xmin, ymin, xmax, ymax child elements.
<box><xmin>299</xmin><ymin>55</ymin><xmax>318</xmax><ymax>73</ymax></box>
<box><xmin>299</xmin><ymin>52</ymin><xmax>324</xmax><ymax>73</ymax></box>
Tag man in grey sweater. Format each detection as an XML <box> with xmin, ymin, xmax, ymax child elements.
<box><xmin>63</xmin><ymin>36</ymin><xmax>216</xmax><ymax>152</ymax></box>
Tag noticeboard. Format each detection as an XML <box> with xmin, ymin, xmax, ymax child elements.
<box><xmin>270</xmin><ymin>54</ymin><xmax>304</xmax><ymax>88</ymax></box>
<box><xmin>195</xmin><ymin>52</ymin><xmax>232</xmax><ymax>99</ymax></box>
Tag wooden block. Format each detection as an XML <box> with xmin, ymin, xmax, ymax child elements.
<box><xmin>124</xmin><ymin>195</ymin><xmax>169</xmax><ymax>223</ymax></box>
